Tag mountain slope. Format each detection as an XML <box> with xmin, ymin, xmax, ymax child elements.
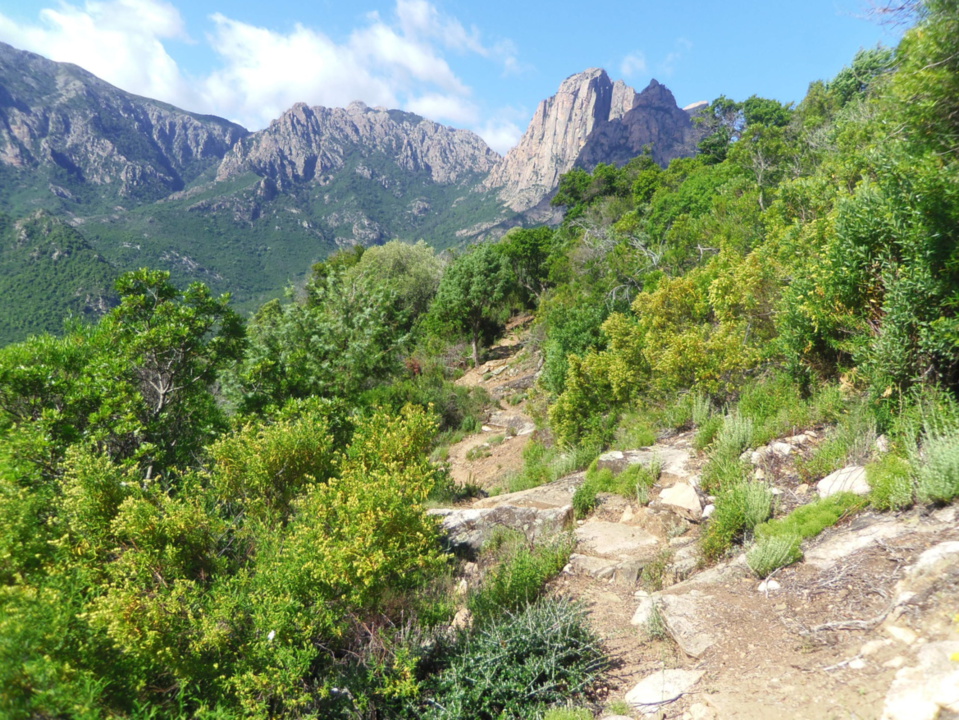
<box><xmin>0</xmin><ymin>42</ymin><xmax>247</xmax><ymax>210</ymax></box>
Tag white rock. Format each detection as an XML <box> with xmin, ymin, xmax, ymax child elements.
<box><xmin>817</xmin><ymin>465</ymin><xmax>870</xmax><ymax>498</ymax></box>
<box><xmin>574</xmin><ymin>520</ymin><xmax>661</xmax><ymax>559</ymax></box>
<box><xmin>701</xmin><ymin>503</ymin><xmax>715</xmax><ymax>519</ymax></box>
<box><xmin>630</xmin><ymin>596</ymin><xmax>657</xmax><ymax>627</ymax></box>
<box><xmin>848</xmin><ymin>657</ymin><xmax>867</xmax><ymax>670</ymax></box>
<box><xmin>758</xmin><ymin>579</ymin><xmax>781</xmax><ymax>593</ymax></box>
<box><xmin>885</xmin><ymin>625</ymin><xmax>919</xmax><ymax>645</ymax></box>
<box><xmin>685</xmin><ymin>703</ymin><xmax>717</xmax><ymax>720</ymax></box>
<box><xmin>659</xmin><ymin>591</ymin><xmax>716</xmax><ymax>657</ymax></box>
<box><xmin>883</xmin><ymin>656</ymin><xmax>906</xmax><ymax>669</ymax></box>
<box><xmin>626</xmin><ymin>669</ymin><xmax>704</xmax><ymax>714</ymax></box>
<box><xmin>882</xmin><ymin>642</ymin><xmax>959</xmax><ymax>720</ymax></box>
<box><xmin>658</xmin><ymin>482</ymin><xmax>703</xmax><ymax>521</ymax></box>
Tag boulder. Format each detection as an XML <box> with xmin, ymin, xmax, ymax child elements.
<box><xmin>574</xmin><ymin>520</ymin><xmax>660</xmax><ymax>559</ymax></box>
<box><xmin>657</xmin><ymin>482</ymin><xmax>703</xmax><ymax>521</ymax></box>
<box><xmin>487</xmin><ymin>411</ymin><xmax>535</xmax><ymax>436</ymax></box>
<box><xmin>659</xmin><ymin>591</ymin><xmax>717</xmax><ymax>657</ymax></box>
<box><xmin>817</xmin><ymin>465</ymin><xmax>870</xmax><ymax>498</ymax></box>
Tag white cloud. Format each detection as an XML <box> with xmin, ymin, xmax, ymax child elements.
<box><xmin>474</xmin><ymin>106</ymin><xmax>528</xmax><ymax>155</ymax></box>
<box><xmin>406</xmin><ymin>94</ymin><xmax>478</xmax><ymax>125</ymax></box>
<box><xmin>0</xmin><ymin>0</ymin><xmax>198</xmax><ymax>107</ymax></box>
<box><xmin>0</xmin><ymin>0</ymin><xmax>525</xmax><ymax>149</ymax></box>
<box><xmin>657</xmin><ymin>37</ymin><xmax>693</xmax><ymax>77</ymax></box>
<box><xmin>620</xmin><ymin>51</ymin><xmax>647</xmax><ymax>78</ymax></box>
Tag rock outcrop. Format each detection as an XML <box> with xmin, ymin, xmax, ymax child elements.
<box><xmin>0</xmin><ymin>42</ymin><xmax>247</xmax><ymax>200</ymax></box>
<box><xmin>485</xmin><ymin>69</ymin><xmax>700</xmax><ymax>213</ymax></box>
<box><xmin>216</xmin><ymin>101</ymin><xmax>499</xmax><ymax>188</ymax></box>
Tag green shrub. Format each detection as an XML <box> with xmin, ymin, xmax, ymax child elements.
<box><xmin>468</xmin><ymin>536</ymin><xmax>573</xmax><ymax>626</ymax></box>
<box><xmin>867</xmin><ymin>454</ymin><xmax>914</xmax><ymax>510</ymax></box>
<box><xmin>747</xmin><ymin>534</ymin><xmax>803</xmax><ymax>578</ymax></box>
<box><xmin>572</xmin><ymin>459</ymin><xmax>660</xmax><ymax>519</ymax></box>
<box><xmin>916</xmin><ymin>430</ymin><xmax>959</xmax><ymax>504</ymax></box>
<box><xmin>798</xmin><ymin>400</ymin><xmax>876</xmax><ymax>480</ymax></box>
<box><xmin>421</xmin><ymin>597</ymin><xmax>607</xmax><ymax>720</ymax></box>
<box><xmin>700</xmin><ymin>481</ymin><xmax>773</xmax><ymax>561</ymax></box>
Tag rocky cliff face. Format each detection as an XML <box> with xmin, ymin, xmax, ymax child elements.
<box><xmin>216</xmin><ymin>101</ymin><xmax>499</xmax><ymax>188</ymax></box>
<box><xmin>485</xmin><ymin>69</ymin><xmax>698</xmax><ymax>213</ymax></box>
<box><xmin>0</xmin><ymin>42</ymin><xmax>247</xmax><ymax>201</ymax></box>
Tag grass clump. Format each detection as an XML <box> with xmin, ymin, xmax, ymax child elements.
<box><xmin>867</xmin><ymin>454</ymin><xmax>914</xmax><ymax>510</ymax></box>
<box><xmin>421</xmin><ymin>596</ymin><xmax>607</xmax><ymax>720</ymax></box>
<box><xmin>507</xmin><ymin>442</ymin><xmax>598</xmax><ymax>493</ymax></box>
<box><xmin>468</xmin><ymin>533</ymin><xmax>573</xmax><ymax>626</ymax></box>
<box><xmin>798</xmin><ymin>400</ymin><xmax>876</xmax><ymax>480</ymax></box>
<box><xmin>543</xmin><ymin>709</ymin><xmax>593</xmax><ymax>720</ymax></box>
<box><xmin>700</xmin><ymin>481</ymin><xmax>774</xmax><ymax>562</ymax></box>
<box><xmin>747</xmin><ymin>534</ymin><xmax>802</xmax><ymax>578</ymax></box>
<box><xmin>572</xmin><ymin>459</ymin><xmax>661</xmax><ymax>519</ymax></box>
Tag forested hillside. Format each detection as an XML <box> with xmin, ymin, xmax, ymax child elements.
<box><xmin>2</xmin><ymin>1</ymin><xmax>958</xmax><ymax>718</ymax></box>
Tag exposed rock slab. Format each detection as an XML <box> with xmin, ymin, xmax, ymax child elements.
<box><xmin>625</xmin><ymin>668</ymin><xmax>704</xmax><ymax>714</ymax></box>
<box><xmin>574</xmin><ymin>520</ymin><xmax>660</xmax><ymax>559</ymax></box>
<box><xmin>881</xmin><ymin>642</ymin><xmax>959</xmax><ymax>720</ymax></box>
<box><xmin>596</xmin><ymin>447</ymin><xmax>693</xmax><ymax>482</ymax></box>
<box><xmin>487</xmin><ymin>411</ymin><xmax>535</xmax><ymax>436</ymax></box>
<box><xmin>817</xmin><ymin>465</ymin><xmax>870</xmax><ymax>498</ymax></box>
<box><xmin>804</xmin><ymin>516</ymin><xmax>911</xmax><ymax>569</ymax></box>
<box><xmin>659</xmin><ymin>591</ymin><xmax>717</xmax><ymax>657</ymax></box>
<box><xmin>472</xmin><ymin>474</ymin><xmax>583</xmax><ymax>510</ymax></box>
<box><xmin>429</xmin><ymin>504</ymin><xmax>572</xmax><ymax>555</ymax></box>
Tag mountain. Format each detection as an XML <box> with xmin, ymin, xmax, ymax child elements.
<box><xmin>485</xmin><ymin>69</ymin><xmax>701</xmax><ymax>217</ymax></box>
<box><xmin>0</xmin><ymin>42</ymin><xmax>247</xmax><ymax>206</ymax></box>
<box><xmin>0</xmin><ymin>41</ymin><xmax>702</xmax><ymax>342</ymax></box>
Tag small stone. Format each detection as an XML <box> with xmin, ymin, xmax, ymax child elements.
<box><xmin>630</xmin><ymin>596</ymin><xmax>656</xmax><ymax>627</ymax></box>
<box><xmin>620</xmin><ymin>505</ymin><xmax>635</xmax><ymax>523</ymax></box>
<box><xmin>701</xmin><ymin>504</ymin><xmax>715</xmax><ymax>519</ymax></box>
<box><xmin>796</xmin><ymin>483</ymin><xmax>809</xmax><ymax>494</ymax></box>
<box><xmin>754</xmin><ymin>467</ymin><xmax>766</xmax><ymax>480</ymax></box>
<box><xmin>758</xmin><ymin>579</ymin><xmax>781</xmax><ymax>593</ymax></box>
<box><xmin>658</xmin><ymin>482</ymin><xmax>703</xmax><ymax>521</ymax></box>
<box><xmin>454</xmin><ymin>579</ymin><xmax>468</xmax><ymax>596</ymax></box>
<box><xmin>481</xmin><ymin>425</ymin><xmax>492</xmax><ymax>432</ymax></box>
<box><xmin>883</xmin><ymin>656</ymin><xmax>906</xmax><ymax>669</ymax></box>
<box><xmin>848</xmin><ymin>658</ymin><xmax>867</xmax><ymax>670</ymax></box>
<box><xmin>451</xmin><ymin>608</ymin><xmax>472</xmax><ymax>630</ymax></box>
<box><xmin>875</xmin><ymin>434</ymin><xmax>890</xmax><ymax>453</ymax></box>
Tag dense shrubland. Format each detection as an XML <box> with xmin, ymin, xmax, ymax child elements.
<box><xmin>3</xmin><ymin>2</ymin><xmax>959</xmax><ymax>717</ymax></box>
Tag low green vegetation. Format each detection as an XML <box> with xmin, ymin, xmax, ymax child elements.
<box><xmin>572</xmin><ymin>459</ymin><xmax>661</xmax><ymax>519</ymax></box>
<box><xmin>747</xmin><ymin>492</ymin><xmax>868</xmax><ymax>576</ymax></box>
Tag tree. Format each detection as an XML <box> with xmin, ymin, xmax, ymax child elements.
<box><xmin>498</xmin><ymin>226</ymin><xmax>556</xmax><ymax>302</ymax></box>
<box><xmin>346</xmin><ymin>239</ymin><xmax>444</xmax><ymax>325</ymax></box>
<box><xmin>428</xmin><ymin>243</ymin><xmax>513</xmax><ymax>367</ymax></box>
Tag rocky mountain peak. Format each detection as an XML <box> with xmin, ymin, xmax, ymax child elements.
<box><xmin>485</xmin><ymin>70</ymin><xmax>700</xmax><ymax>214</ymax></box>
<box><xmin>216</xmin><ymin>100</ymin><xmax>499</xmax><ymax>188</ymax></box>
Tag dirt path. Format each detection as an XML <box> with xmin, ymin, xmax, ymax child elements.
<box><xmin>436</xmin><ymin>323</ymin><xmax>959</xmax><ymax>719</ymax></box>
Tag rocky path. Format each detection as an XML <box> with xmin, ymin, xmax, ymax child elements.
<box><xmin>433</xmin><ymin>333</ymin><xmax>959</xmax><ymax>719</ymax></box>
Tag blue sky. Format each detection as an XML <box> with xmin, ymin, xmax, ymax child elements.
<box><xmin>0</xmin><ymin>1</ymin><xmax>901</xmax><ymax>153</ymax></box>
